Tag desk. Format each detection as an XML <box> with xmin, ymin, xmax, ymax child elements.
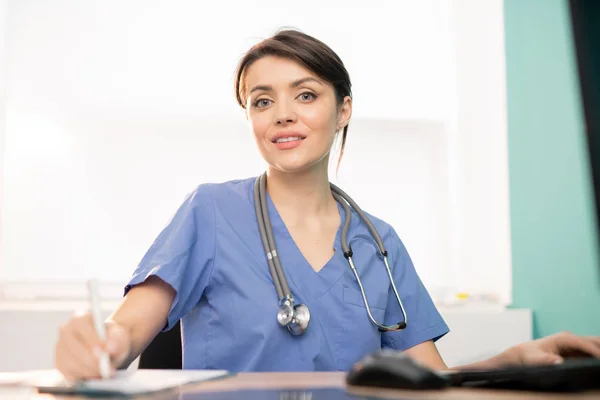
<box><xmin>25</xmin><ymin>372</ymin><xmax>600</xmax><ymax>400</ymax></box>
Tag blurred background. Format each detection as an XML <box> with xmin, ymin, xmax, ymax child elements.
<box><xmin>0</xmin><ymin>0</ymin><xmax>598</xmax><ymax>371</ymax></box>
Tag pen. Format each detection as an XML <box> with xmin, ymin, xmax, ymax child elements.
<box><xmin>87</xmin><ymin>279</ymin><xmax>111</xmax><ymax>380</ymax></box>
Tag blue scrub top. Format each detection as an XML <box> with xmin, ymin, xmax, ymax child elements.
<box><xmin>125</xmin><ymin>177</ymin><xmax>449</xmax><ymax>372</ymax></box>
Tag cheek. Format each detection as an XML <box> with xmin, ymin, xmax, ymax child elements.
<box><xmin>249</xmin><ymin>112</ymin><xmax>271</xmax><ymax>141</ymax></box>
<box><xmin>300</xmin><ymin>105</ymin><xmax>337</xmax><ymax>133</ymax></box>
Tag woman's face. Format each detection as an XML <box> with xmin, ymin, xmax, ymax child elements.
<box><xmin>243</xmin><ymin>56</ymin><xmax>351</xmax><ymax>174</ymax></box>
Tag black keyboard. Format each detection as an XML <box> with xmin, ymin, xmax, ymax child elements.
<box><xmin>447</xmin><ymin>358</ymin><xmax>600</xmax><ymax>392</ymax></box>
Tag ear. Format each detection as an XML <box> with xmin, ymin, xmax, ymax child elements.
<box><xmin>336</xmin><ymin>96</ymin><xmax>352</xmax><ymax>131</ymax></box>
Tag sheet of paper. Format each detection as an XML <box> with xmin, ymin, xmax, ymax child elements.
<box><xmin>0</xmin><ymin>369</ymin><xmax>60</xmax><ymax>386</ymax></box>
<box><xmin>0</xmin><ymin>372</ymin><xmax>27</xmax><ymax>386</ymax></box>
<box><xmin>26</xmin><ymin>369</ymin><xmax>231</xmax><ymax>396</ymax></box>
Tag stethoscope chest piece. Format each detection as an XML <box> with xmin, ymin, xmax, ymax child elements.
<box><xmin>278</xmin><ymin>302</ymin><xmax>310</xmax><ymax>336</ymax></box>
<box><xmin>277</xmin><ymin>303</ymin><xmax>294</xmax><ymax>326</ymax></box>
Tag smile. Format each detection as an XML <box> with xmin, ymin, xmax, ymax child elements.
<box><xmin>275</xmin><ymin>137</ymin><xmax>304</xmax><ymax>143</ymax></box>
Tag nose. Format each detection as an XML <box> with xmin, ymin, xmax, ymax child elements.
<box><xmin>273</xmin><ymin>101</ymin><xmax>297</xmax><ymax>126</ymax></box>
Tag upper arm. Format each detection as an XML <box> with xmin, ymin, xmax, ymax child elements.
<box><xmin>113</xmin><ymin>185</ymin><xmax>217</xmax><ymax>360</ymax></box>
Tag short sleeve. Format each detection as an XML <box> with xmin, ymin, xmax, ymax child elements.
<box><xmin>381</xmin><ymin>227</ymin><xmax>449</xmax><ymax>350</ymax></box>
<box><xmin>124</xmin><ymin>185</ymin><xmax>216</xmax><ymax>331</ymax></box>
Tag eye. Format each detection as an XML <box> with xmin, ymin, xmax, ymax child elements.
<box><xmin>298</xmin><ymin>92</ymin><xmax>317</xmax><ymax>102</ymax></box>
<box><xmin>253</xmin><ymin>98</ymin><xmax>272</xmax><ymax>108</ymax></box>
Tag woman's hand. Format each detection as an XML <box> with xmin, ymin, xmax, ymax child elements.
<box><xmin>54</xmin><ymin>313</ymin><xmax>132</xmax><ymax>381</ymax></box>
<box><xmin>502</xmin><ymin>332</ymin><xmax>600</xmax><ymax>366</ymax></box>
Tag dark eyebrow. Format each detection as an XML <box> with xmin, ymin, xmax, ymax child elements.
<box><xmin>249</xmin><ymin>77</ymin><xmax>323</xmax><ymax>95</ymax></box>
<box><xmin>290</xmin><ymin>77</ymin><xmax>323</xmax><ymax>88</ymax></box>
<box><xmin>249</xmin><ymin>85</ymin><xmax>272</xmax><ymax>94</ymax></box>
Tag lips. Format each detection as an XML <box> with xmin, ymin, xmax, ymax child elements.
<box><xmin>271</xmin><ymin>132</ymin><xmax>307</xmax><ymax>143</ymax></box>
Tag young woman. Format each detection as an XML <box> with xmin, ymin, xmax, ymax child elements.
<box><xmin>55</xmin><ymin>29</ymin><xmax>600</xmax><ymax>380</ymax></box>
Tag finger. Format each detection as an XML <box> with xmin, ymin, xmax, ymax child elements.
<box><xmin>73</xmin><ymin>314</ymin><xmax>105</xmax><ymax>351</ymax></box>
<box><xmin>56</xmin><ymin>353</ymin><xmax>102</xmax><ymax>383</ymax></box>
<box><xmin>559</xmin><ymin>334</ymin><xmax>600</xmax><ymax>358</ymax></box>
<box><xmin>56</xmin><ymin>324</ymin><xmax>97</xmax><ymax>381</ymax></box>
<box><xmin>56</xmin><ymin>357</ymin><xmax>80</xmax><ymax>383</ymax></box>
<box><xmin>56</xmin><ymin>342</ymin><xmax>96</xmax><ymax>381</ymax></box>
<box><xmin>68</xmin><ymin>329</ymin><xmax>105</xmax><ymax>378</ymax></box>
<box><xmin>583</xmin><ymin>336</ymin><xmax>600</xmax><ymax>358</ymax></box>
<box><xmin>584</xmin><ymin>336</ymin><xmax>600</xmax><ymax>347</ymax></box>
<box><xmin>524</xmin><ymin>351</ymin><xmax>564</xmax><ymax>366</ymax></box>
<box><xmin>58</xmin><ymin>332</ymin><xmax>101</xmax><ymax>380</ymax></box>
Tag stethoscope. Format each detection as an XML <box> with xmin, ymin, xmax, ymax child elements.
<box><xmin>253</xmin><ymin>172</ymin><xmax>408</xmax><ymax>336</ymax></box>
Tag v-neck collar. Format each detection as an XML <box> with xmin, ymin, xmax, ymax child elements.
<box><xmin>263</xmin><ymin>188</ymin><xmax>349</xmax><ymax>301</ymax></box>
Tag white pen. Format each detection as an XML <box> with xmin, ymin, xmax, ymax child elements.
<box><xmin>87</xmin><ymin>279</ymin><xmax>111</xmax><ymax>380</ymax></box>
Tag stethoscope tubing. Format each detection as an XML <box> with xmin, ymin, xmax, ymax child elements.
<box><xmin>254</xmin><ymin>172</ymin><xmax>408</xmax><ymax>334</ymax></box>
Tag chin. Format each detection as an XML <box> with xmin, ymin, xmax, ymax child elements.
<box><xmin>269</xmin><ymin>156</ymin><xmax>328</xmax><ymax>175</ymax></box>
<box><xmin>271</xmin><ymin>163</ymin><xmax>312</xmax><ymax>174</ymax></box>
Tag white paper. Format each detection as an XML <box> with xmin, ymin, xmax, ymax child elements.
<box><xmin>22</xmin><ymin>369</ymin><xmax>231</xmax><ymax>395</ymax></box>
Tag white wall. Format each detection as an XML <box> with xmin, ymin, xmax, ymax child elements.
<box><xmin>0</xmin><ymin>0</ymin><xmax>7</xmax><ymax>270</ymax></box>
<box><xmin>449</xmin><ymin>0</ymin><xmax>512</xmax><ymax>302</ymax></box>
<box><xmin>0</xmin><ymin>0</ymin><xmax>511</xmax><ymax>302</ymax></box>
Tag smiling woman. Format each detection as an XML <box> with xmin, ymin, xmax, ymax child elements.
<box><xmin>243</xmin><ymin>57</ymin><xmax>350</xmax><ymax>175</ymax></box>
<box><xmin>0</xmin><ymin>0</ymin><xmax>536</xmax><ymax>375</ymax></box>
<box><xmin>48</xmin><ymin>25</ymin><xmax>600</xmax><ymax>381</ymax></box>
<box><xmin>234</xmin><ymin>30</ymin><xmax>353</xmax><ymax>174</ymax></box>
<box><xmin>53</xmin><ymin>28</ymin><xmax>453</xmax><ymax>378</ymax></box>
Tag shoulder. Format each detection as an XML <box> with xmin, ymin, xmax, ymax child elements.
<box><xmin>183</xmin><ymin>176</ymin><xmax>256</xmax><ymax>205</ymax></box>
<box><xmin>358</xmin><ymin>208</ymin><xmax>408</xmax><ymax>254</ymax></box>
<box><xmin>165</xmin><ymin>177</ymin><xmax>256</xmax><ymax>234</ymax></box>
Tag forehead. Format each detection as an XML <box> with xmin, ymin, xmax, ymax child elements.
<box><xmin>244</xmin><ymin>56</ymin><xmax>320</xmax><ymax>88</ymax></box>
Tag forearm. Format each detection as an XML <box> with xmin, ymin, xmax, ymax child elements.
<box><xmin>104</xmin><ymin>319</ymin><xmax>137</xmax><ymax>370</ymax></box>
<box><xmin>106</xmin><ymin>276</ymin><xmax>176</xmax><ymax>369</ymax></box>
<box><xmin>403</xmin><ymin>340</ymin><xmax>519</xmax><ymax>372</ymax></box>
<box><xmin>116</xmin><ymin>327</ymin><xmax>148</xmax><ymax>370</ymax></box>
<box><xmin>449</xmin><ymin>348</ymin><xmax>517</xmax><ymax>371</ymax></box>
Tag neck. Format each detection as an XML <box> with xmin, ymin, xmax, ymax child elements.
<box><xmin>265</xmin><ymin>163</ymin><xmax>336</xmax><ymax>220</ymax></box>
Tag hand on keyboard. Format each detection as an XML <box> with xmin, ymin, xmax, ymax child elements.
<box><xmin>502</xmin><ymin>331</ymin><xmax>600</xmax><ymax>366</ymax></box>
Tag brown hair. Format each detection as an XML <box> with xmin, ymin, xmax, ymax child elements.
<box><xmin>234</xmin><ymin>29</ymin><xmax>352</xmax><ymax>172</ymax></box>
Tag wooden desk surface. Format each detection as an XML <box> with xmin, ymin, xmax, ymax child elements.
<box><xmin>25</xmin><ymin>372</ymin><xmax>600</xmax><ymax>400</ymax></box>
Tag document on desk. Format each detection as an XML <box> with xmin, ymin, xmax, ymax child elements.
<box><xmin>29</xmin><ymin>369</ymin><xmax>232</xmax><ymax>396</ymax></box>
